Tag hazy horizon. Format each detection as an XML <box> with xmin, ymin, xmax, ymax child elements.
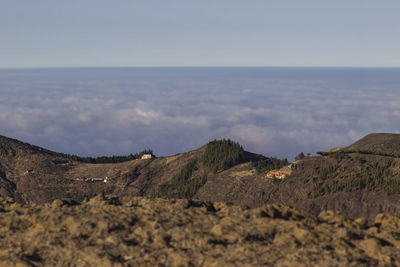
<box><xmin>2</xmin><ymin>66</ymin><xmax>400</xmax><ymax>71</ymax></box>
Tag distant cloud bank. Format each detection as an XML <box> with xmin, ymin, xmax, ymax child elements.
<box><xmin>0</xmin><ymin>67</ymin><xmax>399</xmax><ymax>160</ymax></box>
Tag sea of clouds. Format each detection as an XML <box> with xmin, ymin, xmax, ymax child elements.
<box><xmin>0</xmin><ymin>67</ymin><xmax>399</xmax><ymax>160</ymax></box>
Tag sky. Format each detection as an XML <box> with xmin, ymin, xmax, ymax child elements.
<box><xmin>1</xmin><ymin>1</ymin><xmax>400</xmax><ymax>68</ymax></box>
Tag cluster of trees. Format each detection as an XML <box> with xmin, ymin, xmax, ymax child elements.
<box><xmin>254</xmin><ymin>157</ymin><xmax>289</xmax><ymax>174</ymax></box>
<box><xmin>308</xmin><ymin>160</ymin><xmax>400</xmax><ymax>198</ymax></box>
<box><xmin>19</xmin><ymin>137</ymin><xmax>154</xmax><ymax>164</ymax></box>
<box><xmin>202</xmin><ymin>139</ymin><xmax>245</xmax><ymax>173</ymax></box>
<box><xmin>317</xmin><ymin>151</ymin><xmax>348</xmax><ymax>161</ymax></box>
<box><xmin>150</xmin><ymin>160</ymin><xmax>207</xmax><ymax>199</ymax></box>
<box><xmin>62</xmin><ymin>149</ymin><xmax>154</xmax><ymax>164</ymax></box>
<box><xmin>295</xmin><ymin>152</ymin><xmax>306</xmax><ymax>161</ymax></box>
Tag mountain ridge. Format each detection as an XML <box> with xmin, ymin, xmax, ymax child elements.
<box><xmin>2</xmin><ymin>133</ymin><xmax>400</xmax><ymax>221</ymax></box>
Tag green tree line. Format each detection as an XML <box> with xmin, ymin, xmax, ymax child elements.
<box><xmin>63</xmin><ymin>149</ymin><xmax>154</xmax><ymax>164</ymax></box>
<box><xmin>202</xmin><ymin>139</ymin><xmax>245</xmax><ymax>172</ymax></box>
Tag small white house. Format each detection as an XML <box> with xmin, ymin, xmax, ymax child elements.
<box><xmin>141</xmin><ymin>154</ymin><xmax>153</xmax><ymax>159</ymax></box>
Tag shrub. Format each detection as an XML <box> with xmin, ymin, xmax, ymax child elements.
<box><xmin>295</xmin><ymin>152</ymin><xmax>305</xmax><ymax>161</ymax></box>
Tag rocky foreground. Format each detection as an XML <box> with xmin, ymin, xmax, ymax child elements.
<box><xmin>1</xmin><ymin>196</ymin><xmax>400</xmax><ymax>266</ymax></box>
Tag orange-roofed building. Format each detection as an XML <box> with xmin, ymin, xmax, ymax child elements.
<box><xmin>266</xmin><ymin>170</ymin><xmax>288</xmax><ymax>179</ymax></box>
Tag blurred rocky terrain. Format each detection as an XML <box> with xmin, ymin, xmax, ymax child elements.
<box><xmin>1</xmin><ymin>195</ymin><xmax>400</xmax><ymax>266</ymax></box>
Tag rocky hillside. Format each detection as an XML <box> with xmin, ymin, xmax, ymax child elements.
<box><xmin>0</xmin><ymin>136</ymin><xmax>278</xmax><ymax>207</ymax></box>
<box><xmin>3</xmin><ymin>133</ymin><xmax>400</xmax><ymax>221</ymax></box>
<box><xmin>265</xmin><ymin>153</ymin><xmax>400</xmax><ymax>222</ymax></box>
<box><xmin>1</xmin><ymin>195</ymin><xmax>399</xmax><ymax>266</ymax></box>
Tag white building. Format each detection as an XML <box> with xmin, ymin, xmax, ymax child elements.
<box><xmin>141</xmin><ymin>154</ymin><xmax>153</xmax><ymax>159</ymax></box>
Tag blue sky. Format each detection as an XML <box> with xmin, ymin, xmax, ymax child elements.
<box><xmin>1</xmin><ymin>1</ymin><xmax>400</xmax><ymax>68</ymax></box>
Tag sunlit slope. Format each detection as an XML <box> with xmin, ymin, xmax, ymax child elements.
<box><xmin>344</xmin><ymin>133</ymin><xmax>400</xmax><ymax>156</ymax></box>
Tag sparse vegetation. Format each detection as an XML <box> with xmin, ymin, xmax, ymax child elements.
<box><xmin>254</xmin><ymin>157</ymin><xmax>289</xmax><ymax>174</ymax></box>
<box><xmin>58</xmin><ymin>149</ymin><xmax>154</xmax><ymax>164</ymax></box>
<box><xmin>317</xmin><ymin>151</ymin><xmax>348</xmax><ymax>161</ymax></box>
<box><xmin>345</xmin><ymin>133</ymin><xmax>400</xmax><ymax>157</ymax></box>
<box><xmin>307</xmin><ymin>160</ymin><xmax>400</xmax><ymax>198</ymax></box>
<box><xmin>150</xmin><ymin>160</ymin><xmax>207</xmax><ymax>199</ymax></box>
<box><xmin>318</xmin><ymin>150</ymin><xmax>400</xmax><ymax>159</ymax></box>
<box><xmin>1</xmin><ymin>135</ymin><xmax>155</xmax><ymax>164</ymax></box>
<box><xmin>202</xmin><ymin>139</ymin><xmax>245</xmax><ymax>172</ymax></box>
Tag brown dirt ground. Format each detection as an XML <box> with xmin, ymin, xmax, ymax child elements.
<box><xmin>1</xmin><ymin>196</ymin><xmax>400</xmax><ymax>266</ymax></box>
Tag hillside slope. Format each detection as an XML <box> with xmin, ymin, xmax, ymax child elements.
<box><xmin>0</xmin><ymin>136</ymin><xmax>276</xmax><ymax>207</ymax></box>
<box><xmin>3</xmin><ymin>133</ymin><xmax>400</xmax><ymax>221</ymax></box>
<box><xmin>265</xmin><ymin>153</ymin><xmax>400</xmax><ymax>221</ymax></box>
<box><xmin>344</xmin><ymin>133</ymin><xmax>400</xmax><ymax>156</ymax></box>
<box><xmin>0</xmin><ymin>134</ymin><xmax>205</xmax><ymax>204</ymax></box>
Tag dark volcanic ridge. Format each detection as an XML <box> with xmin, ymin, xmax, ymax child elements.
<box><xmin>0</xmin><ymin>195</ymin><xmax>399</xmax><ymax>266</ymax></box>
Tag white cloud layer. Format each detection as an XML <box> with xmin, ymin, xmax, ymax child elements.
<box><xmin>0</xmin><ymin>67</ymin><xmax>399</xmax><ymax>160</ymax></box>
